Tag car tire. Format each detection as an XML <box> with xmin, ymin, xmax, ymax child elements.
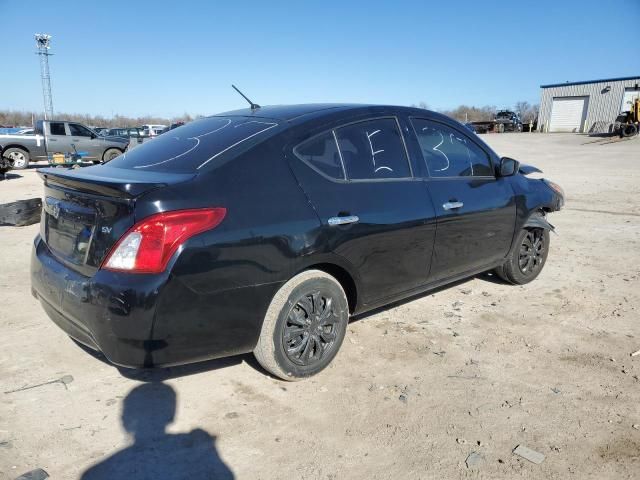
<box><xmin>496</xmin><ymin>228</ymin><xmax>550</xmax><ymax>285</ymax></box>
<box><xmin>102</xmin><ymin>148</ymin><xmax>122</xmax><ymax>163</ymax></box>
<box><xmin>497</xmin><ymin>123</ymin><xmax>505</xmax><ymax>133</ymax></box>
<box><xmin>621</xmin><ymin>124</ymin><xmax>638</xmax><ymax>138</ymax></box>
<box><xmin>3</xmin><ymin>148</ymin><xmax>30</xmax><ymax>170</ymax></box>
<box><xmin>254</xmin><ymin>270</ymin><xmax>349</xmax><ymax>381</ymax></box>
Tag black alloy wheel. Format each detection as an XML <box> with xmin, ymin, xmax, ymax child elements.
<box><xmin>254</xmin><ymin>270</ymin><xmax>349</xmax><ymax>380</ymax></box>
<box><xmin>518</xmin><ymin>229</ymin><xmax>545</xmax><ymax>276</ymax></box>
<box><xmin>283</xmin><ymin>291</ymin><xmax>339</xmax><ymax>366</ymax></box>
<box><xmin>495</xmin><ymin>227</ymin><xmax>550</xmax><ymax>285</ymax></box>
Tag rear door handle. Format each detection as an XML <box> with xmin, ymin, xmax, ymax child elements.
<box><xmin>328</xmin><ymin>215</ymin><xmax>359</xmax><ymax>226</ymax></box>
<box><xmin>443</xmin><ymin>201</ymin><xmax>464</xmax><ymax>210</ymax></box>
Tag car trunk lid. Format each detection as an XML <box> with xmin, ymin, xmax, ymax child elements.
<box><xmin>38</xmin><ymin>166</ymin><xmax>195</xmax><ymax>276</ymax></box>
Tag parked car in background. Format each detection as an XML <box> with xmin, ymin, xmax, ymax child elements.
<box><xmin>31</xmin><ymin>104</ymin><xmax>564</xmax><ymax>381</ymax></box>
<box><xmin>105</xmin><ymin>127</ymin><xmax>150</xmax><ymax>149</ymax></box>
<box><xmin>0</xmin><ymin>119</ymin><xmax>129</xmax><ymax>169</ymax></box>
<box><xmin>105</xmin><ymin>127</ymin><xmax>145</xmax><ymax>138</ymax></box>
<box><xmin>158</xmin><ymin>122</ymin><xmax>186</xmax><ymax>135</ymax></box>
<box><xmin>140</xmin><ymin>124</ymin><xmax>167</xmax><ymax>137</ymax></box>
<box><xmin>93</xmin><ymin>127</ymin><xmax>110</xmax><ymax>136</ymax></box>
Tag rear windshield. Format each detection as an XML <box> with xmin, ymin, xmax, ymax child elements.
<box><xmin>107</xmin><ymin>116</ymin><xmax>279</xmax><ymax>173</ymax></box>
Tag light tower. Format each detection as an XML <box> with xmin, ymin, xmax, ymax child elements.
<box><xmin>35</xmin><ymin>33</ymin><xmax>54</xmax><ymax>119</ymax></box>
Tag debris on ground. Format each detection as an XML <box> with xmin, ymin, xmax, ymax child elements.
<box><xmin>4</xmin><ymin>375</ymin><xmax>74</xmax><ymax>394</ymax></box>
<box><xmin>513</xmin><ymin>444</ymin><xmax>545</xmax><ymax>464</ymax></box>
<box><xmin>630</xmin><ymin>349</ymin><xmax>640</xmax><ymax>357</ymax></box>
<box><xmin>465</xmin><ymin>451</ymin><xmax>483</xmax><ymax>468</ymax></box>
<box><xmin>0</xmin><ymin>198</ymin><xmax>42</xmax><ymax>227</ymax></box>
<box><xmin>14</xmin><ymin>468</ymin><xmax>49</xmax><ymax>480</ymax></box>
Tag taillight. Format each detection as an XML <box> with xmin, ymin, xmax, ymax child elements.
<box><xmin>102</xmin><ymin>208</ymin><xmax>226</xmax><ymax>274</ymax></box>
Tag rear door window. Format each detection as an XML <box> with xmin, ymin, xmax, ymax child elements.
<box><xmin>49</xmin><ymin>122</ymin><xmax>66</xmax><ymax>136</ymax></box>
<box><xmin>107</xmin><ymin>117</ymin><xmax>280</xmax><ymax>173</ymax></box>
<box><xmin>410</xmin><ymin>119</ymin><xmax>493</xmax><ymax>177</ymax></box>
<box><xmin>294</xmin><ymin>131</ymin><xmax>344</xmax><ymax>180</ymax></box>
<box><xmin>334</xmin><ymin>118</ymin><xmax>411</xmax><ymax>180</ymax></box>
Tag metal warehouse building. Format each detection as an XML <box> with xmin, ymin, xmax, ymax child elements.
<box><xmin>538</xmin><ymin>76</ymin><xmax>640</xmax><ymax>133</ymax></box>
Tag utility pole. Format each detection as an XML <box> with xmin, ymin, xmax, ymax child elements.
<box><xmin>35</xmin><ymin>34</ymin><xmax>54</xmax><ymax>120</ymax></box>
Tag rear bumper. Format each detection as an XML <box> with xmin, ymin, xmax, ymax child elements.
<box><xmin>31</xmin><ymin>235</ymin><xmax>161</xmax><ymax>367</ymax></box>
<box><xmin>31</xmin><ymin>235</ymin><xmax>281</xmax><ymax>368</ymax></box>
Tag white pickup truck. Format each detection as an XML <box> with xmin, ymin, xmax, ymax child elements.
<box><xmin>0</xmin><ymin>119</ymin><xmax>130</xmax><ymax>170</ymax></box>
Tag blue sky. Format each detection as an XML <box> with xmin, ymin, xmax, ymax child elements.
<box><xmin>1</xmin><ymin>0</ymin><xmax>638</xmax><ymax>118</ymax></box>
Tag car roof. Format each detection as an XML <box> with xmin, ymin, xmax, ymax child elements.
<box><xmin>213</xmin><ymin>103</ymin><xmax>456</xmax><ymax>125</ymax></box>
<box><xmin>215</xmin><ymin>103</ymin><xmax>368</xmax><ymax>121</ymax></box>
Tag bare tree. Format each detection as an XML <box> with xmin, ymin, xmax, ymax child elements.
<box><xmin>514</xmin><ymin>101</ymin><xmax>531</xmax><ymax>121</ymax></box>
<box><xmin>0</xmin><ymin>109</ymin><xmax>203</xmax><ymax>128</ymax></box>
<box><xmin>514</xmin><ymin>101</ymin><xmax>539</xmax><ymax>123</ymax></box>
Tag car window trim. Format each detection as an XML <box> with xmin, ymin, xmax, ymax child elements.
<box><xmin>292</xmin><ymin>130</ymin><xmax>346</xmax><ymax>181</ymax></box>
<box><xmin>409</xmin><ymin>116</ymin><xmax>496</xmax><ymax>180</ymax></box>
<box><xmin>292</xmin><ymin>116</ymin><xmax>415</xmax><ymax>183</ymax></box>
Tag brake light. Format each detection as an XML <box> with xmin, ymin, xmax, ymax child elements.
<box><xmin>102</xmin><ymin>208</ymin><xmax>226</xmax><ymax>274</ymax></box>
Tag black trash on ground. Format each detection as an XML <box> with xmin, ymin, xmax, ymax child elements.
<box><xmin>0</xmin><ymin>198</ymin><xmax>42</xmax><ymax>226</ymax></box>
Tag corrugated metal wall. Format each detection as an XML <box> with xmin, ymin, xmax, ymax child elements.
<box><xmin>538</xmin><ymin>78</ymin><xmax>640</xmax><ymax>133</ymax></box>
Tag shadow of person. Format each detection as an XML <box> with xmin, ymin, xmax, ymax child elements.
<box><xmin>80</xmin><ymin>383</ymin><xmax>234</xmax><ymax>480</ymax></box>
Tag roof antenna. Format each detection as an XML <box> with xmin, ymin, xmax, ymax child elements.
<box><xmin>232</xmin><ymin>84</ymin><xmax>261</xmax><ymax>110</ymax></box>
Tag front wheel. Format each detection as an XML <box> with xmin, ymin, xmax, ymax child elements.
<box><xmin>496</xmin><ymin>228</ymin><xmax>550</xmax><ymax>285</ymax></box>
<box><xmin>3</xmin><ymin>148</ymin><xmax>30</xmax><ymax>169</ymax></box>
<box><xmin>254</xmin><ymin>270</ymin><xmax>349</xmax><ymax>381</ymax></box>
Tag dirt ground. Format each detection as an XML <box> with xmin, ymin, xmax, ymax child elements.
<box><xmin>1</xmin><ymin>133</ymin><xmax>638</xmax><ymax>479</ymax></box>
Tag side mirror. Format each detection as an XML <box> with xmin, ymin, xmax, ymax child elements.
<box><xmin>499</xmin><ymin>157</ymin><xmax>519</xmax><ymax>177</ymax></box>
<box><xmin>90</xmin><ymin>133</ymin><xmax>96</xmax><ymax>139</ymax></box>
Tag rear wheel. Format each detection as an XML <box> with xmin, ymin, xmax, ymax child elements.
<box><xmin>254</xmin><ymin>270</ymin><xmax>349</xmax><ymax>381</ymax></box>
<box><xmin>3</xmin><ymin>148</ymin><xmax>30</xmax><ymax>169</ymax></box>
<box><xmin>102</xmin><ymin>148</ymin><xmax>122</xmax><ymax>163</ymax></box>
<box><xmin>496</xmin><ymin>228</ymin><xmax>550</xmax><ymax>285</ymax></box>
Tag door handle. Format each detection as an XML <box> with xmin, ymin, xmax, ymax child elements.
<box><xmin>328</xmin><ymin>215</ymin><xmax>359</xmax><ymax>226</ymax></box>
<box><xmin>443</xmin><ymin>201</ymin><xmax>464</xmax><ymax>210</ymax></box>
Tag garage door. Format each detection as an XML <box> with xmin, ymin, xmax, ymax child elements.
<box><xmin>549</xmin><ymin>96</ymin><xmax>588</xmax><ymax>132</ymax></box>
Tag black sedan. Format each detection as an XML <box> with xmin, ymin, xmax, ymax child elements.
<box><xmin>31</xmin><ymin>104</ymin><xmax>564</xmax><ymax>380</ymax></box>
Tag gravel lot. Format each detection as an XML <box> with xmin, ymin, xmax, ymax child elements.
<box><xmin>1</xmin><ymin>133</ymin><xmax>638</xmax><ymax>479</ymax></box>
